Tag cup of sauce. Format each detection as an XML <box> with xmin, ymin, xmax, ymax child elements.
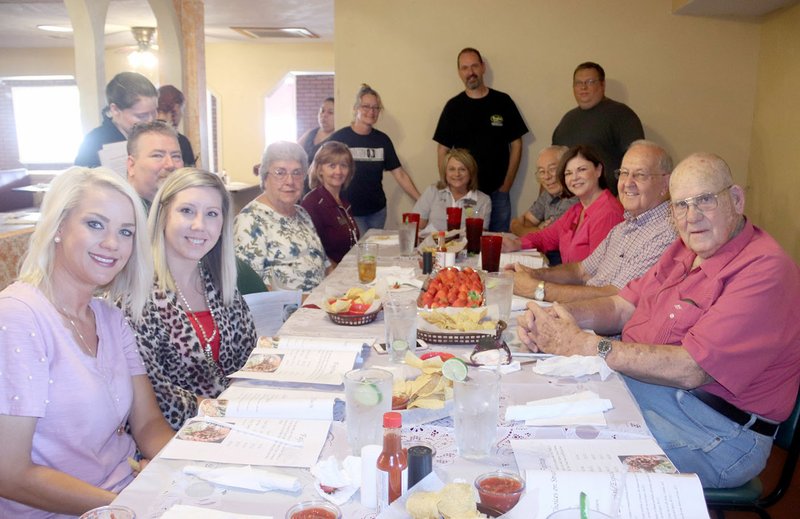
<box><xmin>285</xmin><ymin>500</ymin><xmax>341</xmax><ymax>519</ymax></box>
<box><xmin>474</xmin><ymin>470</ymin><xmax>526</xmax><ymax>513</ymax></box>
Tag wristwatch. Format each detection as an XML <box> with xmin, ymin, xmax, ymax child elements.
<box><xmin>597</xmin><ymin>338</ymin><xmax>613</xmax><ymax>360</ymax></box>
<box><xmin>534</xmin><ymin>281</ymin><xmax>546</xmax><ymax>301</ymax></box>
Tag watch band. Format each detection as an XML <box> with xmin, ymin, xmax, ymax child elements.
<box><xmin>534</xmin><ymin>280</ymin><xmax>546</xmax><ymax>301</ymax></box>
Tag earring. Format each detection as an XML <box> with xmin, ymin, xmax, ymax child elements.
<box><xmin>54</xmin><ymin>236</ymin><xmax>61</xmax><ymax>243</ymax></box>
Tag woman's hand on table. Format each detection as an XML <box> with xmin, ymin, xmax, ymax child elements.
<box><xmin>517</xmin><ymin>302</ymin><xmax>591</xmax><ymax>356</ymax></box>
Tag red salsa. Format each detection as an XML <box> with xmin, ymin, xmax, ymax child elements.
<box><xmin>290</xmin><ymin>508</ymin><xmax>337</xmax><ymax>519</ymax></box>
<box><xmin>477</xmin><ymin>476</ymin><xmax>524</xmax><ymax>512</ymax></box>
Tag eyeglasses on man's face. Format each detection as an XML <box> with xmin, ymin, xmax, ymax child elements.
<box><xmin>269</xmin><ymin>168</ymin><xmax>305</xmax><ymax>181</ymax></box>
<box><xmin>573</xmin><ymin>78</ymin><xmax>600</xmax><ymax>88</ymax></box>
<box><xmin>536</xmin><ymin>165</ymin><xmax>558</xmax><ymax>178</ymax></box>
<box><xmin>671</xmin><ymin>185</ymin><xmax>732</xmax><ymax>219</ymax></box>
<box><xmin>615</xmin><ymin>169</ymin><xmax>668</xmax><ymax>183</ymax></box>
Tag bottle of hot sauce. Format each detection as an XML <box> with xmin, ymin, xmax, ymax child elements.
<box><xmin>435</xmin><ymin>230</ymin><xmax>448</xmax><ymax>271</ymax></box>
<box><xmin>376</xmin><ymin>411</ymin><xmax>407</xmax><ymax>512</ymax></box>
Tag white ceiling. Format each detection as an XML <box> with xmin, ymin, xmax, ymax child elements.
<box><xmin>0</xmin><ymin>0</ymin><xmax>334</xmax><ymax>49</ymax></box>
<box><xmin>1</xmin><ymin>0</ymin><xmax>797</xmax><ymax>50</ymax></box>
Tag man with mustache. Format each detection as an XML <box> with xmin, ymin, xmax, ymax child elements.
<box><xmin>433</xmin><ymin>47</ymin><xmax>528</xmax><ymax>233</ymax></box>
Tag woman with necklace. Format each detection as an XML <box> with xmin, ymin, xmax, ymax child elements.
<box><xmin>129</xmin><ymin>168</ymin><xmax>257</xmax><ymax>430</ymax></box>
<box><xmin>235</xmin><ymin>141</ymin><xmax>330</xmax><ymax>291</ymax></box>
<box><xmin>0</xmin><ymin>167</ymin><xmax>174</xmax><ymax>517</ymax></box>
<box><xmin>301</xmin><ymin>141</ymin><xmax>360</xmax><ymax>266</ymax></box>
<box><xmin>413</xmin><ymin>148</ymin><xmax>492</xmax><ymax>232</ymax></box>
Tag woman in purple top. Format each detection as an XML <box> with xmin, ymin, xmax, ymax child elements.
<box><xmin>0</xmin><ymin>167</ymin><xmax>174</xmax><ymax>517</ymax></box>
<box><xmin>301</xmin><ymin>141</ymin><xmax>361</xmax><ymax>265</ymax></box>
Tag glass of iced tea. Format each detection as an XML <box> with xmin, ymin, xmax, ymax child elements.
<box><xmin>357</xmin><ymin>242</ymin><xmax>378</xmax><ymax>283</ymax></box>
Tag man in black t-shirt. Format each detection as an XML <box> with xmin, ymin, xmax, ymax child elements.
<box><xmin>433</xmin><ymin>48</ymin><xmax>529</xmax><ymax>232</ymax></box>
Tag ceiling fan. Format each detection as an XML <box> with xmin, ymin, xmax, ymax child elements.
<box><xmin>114</xmin><ymin>26</ymin><xmax>159</xmax><ymax>68</ymax></box>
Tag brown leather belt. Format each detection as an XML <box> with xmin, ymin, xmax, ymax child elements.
<box><xmin>689</xmin><ymin>389</ymin><xmax>778</xmax><ymax>437</ymax></box>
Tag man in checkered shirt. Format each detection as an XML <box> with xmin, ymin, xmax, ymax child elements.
<box><xmin>511</xmin><ymin>140</ymin><xmax>676</xmax><ymax>303</ymax></box>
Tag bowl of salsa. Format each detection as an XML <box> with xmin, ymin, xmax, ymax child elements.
<box><xmin>285</xmin><ymin>500</ymin><xmax>341</xmax><ymax>519</ymax></box>
<box><xmin>474</xmin><ymin>470</ymin><xmax>526</xmax><ymax>513</ymax></box>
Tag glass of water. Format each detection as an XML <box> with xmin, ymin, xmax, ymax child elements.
<box><xmin>384</xmin><ymin>300</ymin><xmax>418</xmax><ymax>363</ymax></box>
<box><xmin>453</xmin><ymin>368</ymin><xmax>500</xmax><ymax>459</ymax></box>
<box><xmin>398</xmin><ymin>221</ymin><xmax>417</xmax><ymax>256</ymax></box>
<box><xmin>344</xmin><ymin>368</ymin><xmax>393</xmax><ymax>454</ymax></box>
<box><xmin>484</xmin><ymin>271</ymin><xmax>514</xmax><ymax>322</ymax></box>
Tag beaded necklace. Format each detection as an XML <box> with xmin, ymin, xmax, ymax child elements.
<box><xmin>174</xmin><ymin>280</ymin><xmax>222</xmax><ymax>373</ymax></box>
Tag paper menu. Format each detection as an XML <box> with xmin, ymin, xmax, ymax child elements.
<box><xmin>200</xmin><ymin>386</ymin><xmax>336</xmax><ymax>420</ymax></box>
<box><xmin>160</xmin><ymin>418</ymin><xmax>330</xmax><ymax>468</ymax></box>
<box><xmin>512</xmin><ymin>439</ymin><xmax>677</xmax><ymax>474</ymax></box>
<box><xmin>98</xmin><ymin>140</ymin><xmax>129</xmax><ymax>178</ymax></box>
<box><xmin>228</xmin><ymin>346</ymin><xmax>358</xmax><ymax>385</ymax></box>
<box><xmin>522</xmin><ymin>470</ymin><xmax>709</xmax><ymax>519</ymax></box>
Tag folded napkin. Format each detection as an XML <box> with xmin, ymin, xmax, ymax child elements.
<box><xmin>160</xmin><ymin>505</ymin><xmax>272</xmax><ymax>519</ymax></box>
<box><xmin>310</xmin><ymin>455</ymin><xmax>362</xmax><ymax>506</ymax></box>
<box><xmin>505</xmin><ymin>390</ymin><xmax>613</xmax><ymax>425</ymax></box>
<box><xmin>532</xmin><ymin>354</ymin><xmax>613</xmax><ymax>380</ymax></box>
<box><xmin>182</xmin><ymin>465</ymin><xmax>300</xmax><ymax>492</ymax></box>
<box><xmin>376</xmin><ymin>266</ymin><xmax>416</xmax><ymax>279</ymax></box>
<box><xmin>366</xmin><ymin>234</ymin><xmax>400</xmax><ymax>245</ymax></box>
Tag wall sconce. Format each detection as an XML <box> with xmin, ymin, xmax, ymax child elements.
<box><xmin>127</xmin><ymin>27</ymin><xmax>158</xmax><ymax>69</ymax></box>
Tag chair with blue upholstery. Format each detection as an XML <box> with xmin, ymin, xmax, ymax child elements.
<box><xmin>704</xmin><ymin>386</ymin><xmax>800</xmax><ymax>519</ymax></box>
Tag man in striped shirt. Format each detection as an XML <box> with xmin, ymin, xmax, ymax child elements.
<box><xmin>510</xmin><ymin>140</ymin><xmax>676</xmax><ymax>303</ymax></box>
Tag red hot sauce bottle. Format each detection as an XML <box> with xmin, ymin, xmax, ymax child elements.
<box><xmin>376</xmin><ymin>411</ymin><xmax>407</xmax><ymax>512</ymax></box>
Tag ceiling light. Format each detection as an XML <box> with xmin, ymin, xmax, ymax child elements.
<box><xmin>37</xmin><ymin>25</ymin><xmax>73</xmax><ymax>33</ymax></box>
<box><xmin>127</xmin><ymin>27</ymin><xmax>158</xmax><ymax>69</ymax></box>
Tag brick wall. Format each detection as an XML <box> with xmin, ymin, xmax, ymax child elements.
<box><xmin>295</xmin><ymin>74</ymin><xmax>334</xmax><ymax>139</ymax></box>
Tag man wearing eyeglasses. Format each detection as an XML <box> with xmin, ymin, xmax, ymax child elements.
<box><xmin>510</xmin><ymin>146</ymin><xmax>576</xmax><ymax>236</ymax></box>
<box><xmin>518</xmin><ymin>152</ymin><xmax>800</xmax><ymax>489</ymax></box>
<box><xmin>510</xmin><ymin>140</ymin><xmax>676</xmax><ymax>303</ymax></box>
<box><xmin>552</xmin><ymin>62</ymin><xmax>644</xmax><ymax>196</ymax></box>
<box><xmin>433</xmin><ymin>47</ymin><xmax>529</xmax><ymax>233</ymax></box>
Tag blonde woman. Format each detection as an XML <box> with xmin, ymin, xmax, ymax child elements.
<box><xmin>0</xmin><ymin>167</ymin><xmax>173</xmax><ymax>516</ymax></box>
<box><xmin>130</xmin><ymin>168</ymin><xmax>257</xmax><ymax>430</ymax></box>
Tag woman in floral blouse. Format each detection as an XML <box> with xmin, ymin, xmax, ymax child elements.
<box><xmin>234</xmin><ymin>141</ymin><xmax>330</xmax><ymax>291</ymax></box>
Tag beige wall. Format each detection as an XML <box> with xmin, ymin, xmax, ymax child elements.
<box><xmin>0</xmin><ymin>48</ymin><xmax>74</xmax><ymax>77</ymax></box>
<box><xmin>335</xmin><ymin>0</ymin><xmax>761</xmax><ymax>228</ymax></box>
<box><xmin>205</xmin><ymin>41</ymin><xmax>334</xmax><ymax>183</ymax></box>
<box><xmin>748</xmin><ymin>3</ymin><xmax>800</xmax><ymax>261</ymax></box>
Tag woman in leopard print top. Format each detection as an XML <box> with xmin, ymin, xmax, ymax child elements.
<box><xmin>128</xmin><ymin>168</ymin><xmax>257</xmax><ymax>430</ymax></box>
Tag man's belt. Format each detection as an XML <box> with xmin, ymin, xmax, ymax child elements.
<box><xmin>689</xmin><ymin>389</ymin><xmax>779</xmax><ymax>437</ymax></box>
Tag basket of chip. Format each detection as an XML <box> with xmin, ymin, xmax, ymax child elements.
<box><xmin>324</xmin><ymin>286</ymin><xmax>382</xmax><ymax>325</ymax></box>
<box><xmin>417</xmin><ymin>305</ymin><xmax>505</xmax><ymax>344</ymax></box>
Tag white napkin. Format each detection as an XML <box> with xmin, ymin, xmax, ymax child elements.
<box><xmin>366</xmin><ymin>234</ymin><xmax>400</xmax><ymax>245</ymax></box>
<box><xmin>376</xmin><ymin>266</ymin><xmax>416</xmax><ymax>280</ymax></box>
<box><xmin>160</xmin><ymin>505</ymin><xmax>272</xmax><ymax>519</ymax></box>
<box><xmin>310</xmin><ymin>455</ymin><xmax>362</xmax><ymax>506</ymax></box>
<box><xmin>505</xmin><ymin>390</ymin><xmax>613</xmax><ymax>425</ymax></box>
<box><xmin>182</xmin><ymin>465</ymin><xmax>300</xmax><ymax>492</ymax></box>
<box><xmin>532</xmin><ymin>354</ymin><xmax>614</xmax><ymax>380</ymax></box>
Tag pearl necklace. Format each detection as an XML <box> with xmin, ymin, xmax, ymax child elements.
<box><xmin>174</xmin><ymin>281</ymin><xmax>222</xmax><ymax>372</ymax></box>
<box><xmin>59</xmin><ymin>306</ymin><xmax>96</xmax><ymax>357</ymax></box>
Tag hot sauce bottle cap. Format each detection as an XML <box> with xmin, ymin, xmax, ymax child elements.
<box><xmin>383</xmin><ymin>411</ymin><xmax>402</xmax><ymax>428</ymax></box>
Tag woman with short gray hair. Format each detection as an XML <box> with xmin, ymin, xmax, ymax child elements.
<box><xmin>235</xmin><ymin>141</ymin><xmax>329</xmax><ymax>291</ymax></box>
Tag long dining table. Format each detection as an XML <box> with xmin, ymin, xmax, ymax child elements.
<box><xmin>113</xmin><ymin>230</ymin><xmax>672</xmax><ymax>519</ymax></box>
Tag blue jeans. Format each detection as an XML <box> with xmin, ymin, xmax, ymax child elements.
<box><xmin>354</xmin><ymin>207</ymin><xmax>387</xmax><ymax>236</ymax></box>
<box><xmin>489</xmin><ymin>190</ymin><xmax>511</xmax><ymax>232</ymax></box>
<box><xmin>624</xmin><ymin>376</ymin><xmax>773</xmax><ymax>488</ymax></box>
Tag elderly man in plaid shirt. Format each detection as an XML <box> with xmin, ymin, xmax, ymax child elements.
<box><xmin>511</xmin><ymin>140</ymin><xmax>676</xmax><ymax>303</ymax></box>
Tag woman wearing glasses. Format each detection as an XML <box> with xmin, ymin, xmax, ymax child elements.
<box><xmin>301</xmin><ymin>142</ymin><xmax>360</xmax><ymax>265</ymax></box>
<box><xmin>507</xmin><ymin>145</ymin><xmax>623</xmax><ymax>263</ymax></box>
<box><xmin>325</xmin><ymin>84</ymin><xmax>421</xmax><ymax>234</ymax></box>
<box><xmin>129</xmin><ymin>168</ymin><xmax>257</xmax><ymax>430</ymax></box>
<box><xmin>234</xmin><ymin>141</ymin><xmax>329</xmax><ymax>291</ymax></box>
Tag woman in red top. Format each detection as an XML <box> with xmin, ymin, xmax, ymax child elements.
<box><xmin>509</xmin><ymin>145</ymin><xmax>623</xmax><ymax>263</ymax></box>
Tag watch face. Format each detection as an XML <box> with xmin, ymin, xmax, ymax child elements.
<box><xmin>598</xmin><ymin>339</ymin><xmax>612</xmax><ymax>358</ymax></box>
